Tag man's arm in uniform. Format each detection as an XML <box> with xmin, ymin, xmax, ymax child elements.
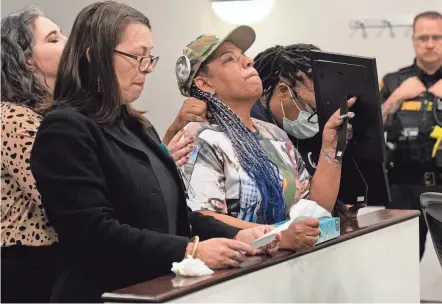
<box><xmin>380</xmin><ymin>73</ymin><xmax>403</xmax><ymax>124</ymax></box>
<box><xmin>381</xmin><ymin>66</ymin><xmax>428</xmax><ymax>125</ymax></box>
<box><xmin>379</xmin><ymin>71</ymin><xmax>405</xmax><ymax>171</ymax></box>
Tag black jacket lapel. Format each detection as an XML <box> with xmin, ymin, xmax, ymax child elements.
<box><xmin>103</xmin><ymin>122</ymin><xmax>188</xmax><ymax>198</ymax></box>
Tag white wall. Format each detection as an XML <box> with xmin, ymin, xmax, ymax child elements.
<box><xmin>360</xmin><ymin>206</ymin><xmax>442</xmax><ymax>302</ymax></box>
<box><xmin>2</xmin><ymin>0</ymin><xmax>441</xmax><ymax>136</ymax></box>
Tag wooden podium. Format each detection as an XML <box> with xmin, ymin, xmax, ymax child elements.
<box><xmin>103</xmin><ymin>209</ymin><xmax>420</xmax><ymax>303</ymax></box>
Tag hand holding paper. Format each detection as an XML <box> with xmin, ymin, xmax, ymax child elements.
<box><xmin>237</xmin><ymin>226</ymin><xmax>280</xmax><ymax>255</ymax></box>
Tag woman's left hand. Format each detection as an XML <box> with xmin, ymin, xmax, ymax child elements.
<box><xmin>167</xmin><ymin>128</ymin><xmax>194</xmax><ymax>167</ymax></box>
<box><xmin>321</xmin><ymin>97</ymin><xmax>357</xmax><ymax>159</ymax></box>
<box><xmin>234</xmin><ymin>225</ymin><xmax>280</xmax><ymax>256</ymax></box>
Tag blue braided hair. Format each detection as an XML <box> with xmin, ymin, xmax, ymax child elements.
<box><xmin>190</xmin><ymin>86</ymin><xmax>285</xmax><ymax>224</ymax></box>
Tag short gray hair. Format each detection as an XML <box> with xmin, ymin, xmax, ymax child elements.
<box><xmin>413</xmin><ymin>11</ymin><xmax>442</xmax><ymax>31</ymax></box>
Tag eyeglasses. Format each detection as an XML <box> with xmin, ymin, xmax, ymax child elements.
<box><xmin>113</xmin><ymin>50</ymin><xmax>159</xmax><ymax>72</ymax></box>
<box><xmin>280</xmin><ymin>81</ymin><xmax>317</xmax><ymax>116</ymax></box>
<box><xmin>414</xmin><ymin>35</ymin><xmax>442</xmax><ymax>44</ymax></box>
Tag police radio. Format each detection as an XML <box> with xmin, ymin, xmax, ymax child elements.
<box><xmin>433</xmin><ymin>95</ymin><xmax>442</xmax><ymax>127</ymax></box>
<box><xmin>394</xmin><ymin>90</ymin><xmax>442</xmax><ymax>174</ymax></box>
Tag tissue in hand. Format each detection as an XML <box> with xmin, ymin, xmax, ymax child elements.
<box><xmin>171</xmin><ymin>255</ymin><xmax>214</xmax><ymax>277</ymax></box>
<box><xmin>289</xmin><ymin>199</ymin><xmax>340</xmax><ymax>244</ymax></box>
<box><xmin>251</xmin><ymin>199</ymin><xmax>340</xmax><ymax>248</ymax></box>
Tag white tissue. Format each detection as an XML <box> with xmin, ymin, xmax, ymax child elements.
<box><xmin>251</xmin><ymin>199</ymin><xmax>332</xmax><ymax>249</ymax></box>
<box><xmin>171</xmin><ymin>255</ymin><xmax>214</xmax><ymax>277</ymax></box>
<box><xmin>289</xmin><ymin>199</ymin><xmax>332</xmax><ymax>220</ymax></box>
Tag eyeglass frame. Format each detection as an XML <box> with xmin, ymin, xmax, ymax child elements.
<box><xmin>413</xmin><ymin>35</ymin><xmax>442</xmax><ymax>44</ymax></box>
<box><xmin>113</xmin><ymin>49</ymin><xmax>159</xmax><ymax>72</ymax></box>
<box><xmin>279</xmin><ymin>81</ymin><xmax>318</xmax><ymax>123</ymax></box>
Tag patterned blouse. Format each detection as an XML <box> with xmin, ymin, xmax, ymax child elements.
<box><xmin>1</xmin><ymin>101</ymin><xmax>58</xmax><ymax>247</ymax></box>
<box><xmin>182</xmin><ymin>119</ymin><xmax>311</xmax><ymax>224</ymax></box>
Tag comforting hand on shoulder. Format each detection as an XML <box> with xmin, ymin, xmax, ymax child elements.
<box><xmin>170</xmin><ymin>98</ymin><xmax>207</xmax><ymax>134</ymax></box>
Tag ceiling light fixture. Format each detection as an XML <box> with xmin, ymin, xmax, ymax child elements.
<box><xmin>211</xmin><ymin>0</ymin><xmax>275</xmax><ymax>25</ymax></box>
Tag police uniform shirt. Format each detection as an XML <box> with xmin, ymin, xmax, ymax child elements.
<box><xmin>380</xmin><ymin>60</ymin><xmax>442</xmax><ymax>186</ymax></box>
<box><xmin>380</xmin><ymin>60</ymin><xmax>441</xmax><ymax>102</ymax></box>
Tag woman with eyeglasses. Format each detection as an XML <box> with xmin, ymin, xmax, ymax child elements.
<box><xmin>30</xmin><ymin>2</ymin><xmax>279</xmax><ymax>302</ymax></box>
<box><xmin>183</xmin><ymin>44</ymin><xmax>364</xmax><ymax>220</ymax></box>
<box><xmin>252</xmin><ymin>44</ymin><xmax>366</xmax><ymax>219</ymax></box>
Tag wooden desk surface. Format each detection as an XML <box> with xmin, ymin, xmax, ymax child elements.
<box><xmin>102</xmin><ymin>209</ymin><xmax>420</xmax><ymax>303</ymax></box>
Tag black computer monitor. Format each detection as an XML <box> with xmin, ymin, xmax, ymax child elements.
<box><xmin>309</xmin><ymin>50</ymin><xmax>391</xmax><ymax>206</ymax></box>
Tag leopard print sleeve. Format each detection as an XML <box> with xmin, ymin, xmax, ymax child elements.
<box><xmin>2</xmin><ymin>103</ymin><xmax>41</xmax><ymax>205</ymax></box>
<box><xmin>1</xmin><ymin>102</ymin><xmax>57</xmax><ymax>246</ymax></box>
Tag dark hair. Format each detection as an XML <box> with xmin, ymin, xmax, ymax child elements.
<box><xmin>53</xmin><ymin>1</ymin><xmax>151</xmax><ymax>126</ymax></box>
<box><xmin>253</xmin><ymin>43</ymin><xmax>320</xmax><ymax>105</ymax></box>
<box><xmin>413</xmin><ymin>11</ymin><xmax>442</xmax><ymax>31</ymax></box>
<box><xmin>191</xmin><ymin>62</ymin><xmax>285</xmax><ymax>224</ymax></box>
<box><xmin>1</xmin><ymin>6</ymin><xmax>52</xmax><ymax>115</ymax></box>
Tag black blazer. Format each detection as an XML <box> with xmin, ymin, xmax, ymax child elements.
<box><xmin>30</xmin><ymin>106</ymin><xmax>239</xmax><ymax>303</ymax></box>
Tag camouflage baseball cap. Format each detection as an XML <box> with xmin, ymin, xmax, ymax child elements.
<box><xmin>176</xmin><ymin>25</ymin><xmax>256</xmax><ymax>97</ymax></box>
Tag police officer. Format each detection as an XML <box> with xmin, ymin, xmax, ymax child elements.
<box><xmin>381</xmin><ymin>11</ymin><xmax>442</xmax><ymax>260</ymax></box>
